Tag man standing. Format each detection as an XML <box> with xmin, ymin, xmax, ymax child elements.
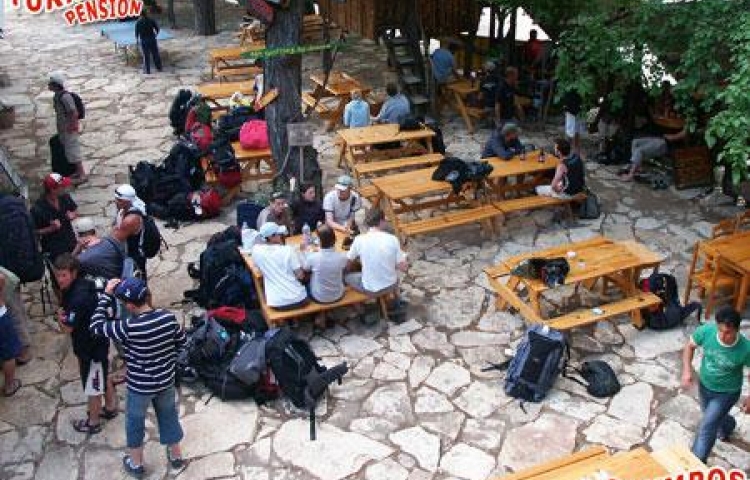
<box><xmin>535</xmin><ymin>138</ymin><xmax>585</xmax><ymax>199</ymax></box>
<box><xmin>682</xmin><ymin>307</ymin><xmax>750</xmax><ymax>463</ymax></box>
<box><xmin>90</xmin><ymin>277</ymin><xmax>186</xmax><ymax>477</ymax></box>
<box><xmin>481</xmin><ymin>122</ymin><xmax>524</xmax><ymax>159</ymax></box>
<box><xmin>251</xmin><ymin>222</ymin><xmax>308</xmax><ymax>311</ymax></box>
<box><xmin>135</xmin><ymin>10</ymin><xmax>162</xmax><ymax>74</ymax></box>
<box><xmin>32</xmin><ymin>173</ymin><xmax>78</xmax><ymax>264</ymax></box>
<box><xmin>431</xmin><ymin>42</ymin><xmax>459</xmax><ymax>86</ymax></box>
<box><xmin>111</xmin><ymin>185</ymin><xmax>146</xmax><ymax>278</ymax></box>
<box><xmin>323</xmin><ymin>175</ymin><xmax>362</xmax><ymax>235</ymax></box>
<box><xmin>256</xmin><ymin>191</ymin><xmax>294</xmax><ymax>233</ymax></box>
<box><xmin>48</xmin><ymin>73</ymin><xmax>86</xmax><ymax>184</ymax></box>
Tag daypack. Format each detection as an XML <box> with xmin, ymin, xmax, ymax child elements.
<box><xmin>165</xmin><ymin>140</ymin><xmax>204</xmax><ymax>191</ymax></box>
<box><xmin>187</xmin><ymin>317</ymin><xmax>233</xmax><ymax>365</ymax></box>
<box><xmin>432</xmin><ymin>157</ymin><xmax>493</xmax><ymax>194</ymax></box>
<box><xmin>197</xmin><ymin>359</ymin><xmax>254</xmax><ymax>401</ymax></box>
<box><xmin>169</xmin><ymin>89</ymin><xmax>193</xmax><ymax>135</ymax></box>
<box><xmin>265</xmin><ymin>328</ymin><xmax>349</xmax><ymax>440</ymax></box>
<box><xmin>239</xmin><ymin>120</ymin><xmax>269</xmax><ymax>150</ymax></box>
<box><xmin>0</xmin><ymin>194</ymin><xmax>45</xmax><ymax>283</ymax></box>
<box><xmin>504</xmin><ymin>325</ymin><xmax>567</xmax><ymax>403</ymax></box>
<box><xmin>236</xmin><ymin>200</ymin><xmax>264</xmax><ymax>229</ymax></box>
<box><xmin>49</xmin><ymin>134</ymin><xmax>76</xmax><ymax>176</ymax></box>
<box><xmin>137</xmin><ymin>212</ymin><xmax>164</xmax><ymax>259</ymax></box>
<box><xmin>64</xmin><ymin>91</ymin><xmax>85</xmax><ymax>119</ymax></box>
<box><xmin>217</xmin><ymin>106</ymin><xmax>261</xmax><ymax>141</ymax></box>
<box><xmin>640</xmin><ymin>272</ymin><xmax>701</xmax><ymax>330</ymax></box>
<box><xmin>564</xmin><ymin>360</ymin><xmax>621</xmax><ymax>398</ymax></box>
<box><xmin>230</xmin><ymin>333</ymin><xmax>269</xmax><ymax>386</ymax></box>
<box><xmin>578</xmin><ymin>188</ymin><xmax>601</xmax><ymax>220</ymax></box>
<box><xmin>209</xmin><ymin>138</ymin><xmax>242</xmax><ymax>188</ymax></box>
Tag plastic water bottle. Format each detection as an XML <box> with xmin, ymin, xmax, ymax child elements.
<box><xmin>241</xmin><ymin>222</ymin><xmax>252</xmax><ymax>251</ymax></box>
<box><xmin>302</xmin><ymin>223</ymin><xmax>311</xmax><ymax>249</ymax></box>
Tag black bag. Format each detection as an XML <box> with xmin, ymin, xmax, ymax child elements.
<box><xmin>229</xmin><ymin>334</ymin><xmax>269</xmax><ymax>386</ymax></box>
<box><xmin>640</xmin><ymin>272</ymin><xmax>701</xmax><ymax>330</ymax></box>
<box><xmin>398</xmin><ymin>115</ymin><xmax>423</xmax><ymax>131</ymax></box>
<box><xmin>216</xmin><ymin>106</ymin><xmax>261</xmax><ymax>141</ymax></box>
<box><xmin>432</xmin><ymin>157</ymin><xmax>493</xmax><ymax>194</ymax></box>
<box><xmin>502</xmin><ymin>325</ymin><xmax>567</xmax><ymax>403</ymax></box>
<box><xmin>511</xmin><ymin>257</ymin><xmax>570</xmax><ymax>288</ymax></box>
<box><xmin>266</xmin><ymin>328</ymin><xmax>349</xmax><ymax>440</ymax></box>
<box><xmin>169</xmin><ymin>89</ymin><xmax>193</xmax><ymax>136</ymax></box>
<box><xmin>209</xmin><ymin>138</ymin><xmax>240</xmax><ymax>174</ymax></box>
<box><xmin>564</xmin><ymin>360</ymin><xmax>621</xmax><ymax>398</ymax></box>
<box><xmin>138</xmin><ymin>213</ymin><xmax>164</xmax><ymax>259</ymax></box>
<box><xmin>164</xmin><ymin>140</ymin><xmax>205</xmax><ymax>192</ymax></box>
<box><xmin>0</xmin><ymin>194</ymin><xmax>45</xmax><ymax>283</ymax></box>
<box><xmin>67</xmin><ymin>91</ymin><xmax>85</xmax><ymax>119</ymax></box>
<box><xmin>184</xmin><ymin>237</ymin><xmax>251</xmax><ymax>308</ymax></box>
<box><xmin>578</xmin><ymin>188</ymin><xmax>601</xmax><ymax>220</ymax></box>
<box><xmin>212</xmin><ymin>264</ymin><xmax>257</xmax><ymax>309</ymax></box>
<box><xmin>129</xmin><ymin>161</ymin><xmax>158</xmax><ymax>204</ymax></box>
<box><xmin>197</xmin><ymin>360</ymin><xmax>255</xmax><ymax>401</ymax></box>
<box><xmin>187</xmin><ymin>317</ymin><xmax>233</xmax><ymax>365</ymax></box>
<box><xmin>236</xmin><ymin>201</ymin><xmax>264</xmax><ymax>229</ymax></box>
<box><xmin>49</xmin><ymin>134</ymin><xmax>76</xmax><ymax>176</ymax></box>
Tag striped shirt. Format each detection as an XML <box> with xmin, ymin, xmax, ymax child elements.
<box><xmin>90</xmin><ymin>294</ymin><xmax>186</xmax><ymax>394</ymax></box>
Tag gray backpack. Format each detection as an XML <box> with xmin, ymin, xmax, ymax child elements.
<box><xmin>229</xmin><ymin>334</ymin><xmax>269</xmax><ymax>386</ymax></box>
<box><xmin>503</xmin><ymin>325</ymin><xmax>567</xmax><ymax>402</ymax></box>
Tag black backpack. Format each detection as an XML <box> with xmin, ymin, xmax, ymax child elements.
<box><xmin>216</xmin><ymin>106</ymin><xmax>261</xmax><ymax>141</ymax></box>
<box><xmin>266</xmin><ymin>328</ymin><xmax>349</xmax><ymax>440</ymax></box>
<box><xmin>564</xmin><ymin>360</ymin><xmax>621</xmax><ymax>398</ymax></box>
<box><xmin>501</xmin><ymin>325</ymin><xmax>567</xmax><ymax>403</ymax></box>
<box><xmin>169</xmin><ymin>89</ymin><xmax>193</xmax><ymax>136</ymax></box>
<box><xmin>49</xmin><ymin>134</ymin><xmax>76</xmax><ymax>176</ymax></box>
<box><xmin>133</xmin><ymin>211</ymin><xmax>164</xmax><ymax>259</ymax></box>
<box><xmin>0</xmin><ymin>194</ymin><xmax>45</xmax><ymax>283</ymax></box>
<box><xmin>640</xmin><ymin>272</ymin><xmax>701</xmax><ymax>330</ymax></box>
<box><xmin>209</xmin><ymin>138</ymin><xmax>240</xmax><ymax>174</ymax></box>
<box><xmin>66</xmin><ymin>91</ymin><xmax>85</xmax><ymax>119</ymax></box>
<box><xmin>184</xmin><ymin>237</ymin><xmax>247</xmax><ymax>308</ymax></box>
<box><xmin>578</xmin><ymin>188</ymin><xmax>601</xmax><ymax>220</ymax></box>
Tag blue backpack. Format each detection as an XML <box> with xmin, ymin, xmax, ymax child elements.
<box><xmin>504</xmin><ymin>325</ymin><xmax>567</xmax><ymax>402</ymax></box>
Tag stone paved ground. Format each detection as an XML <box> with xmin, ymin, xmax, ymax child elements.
<box><xmin>1</xmin><ymin>6</ymin><xmax>749</xmax><ymax>480</ymax></box>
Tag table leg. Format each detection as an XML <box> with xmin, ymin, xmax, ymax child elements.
<box><xmin>327</xmin><ymin>98</ymin><xmax>347</xmax><ymax>132</ymax></box>
<box><xmin>734</xmin><ymin>274</ymin><xmax>750</xmax><ymax>312</ymax></box>
<box><xmin>453</xmin><ymin>91</ymin><xmax>475</xmax><ymax>134</ymax></box>
<box><xmin>497</xmin><ymin>276</ymin><xmax>520</xmax><ymax>310</ymax></box>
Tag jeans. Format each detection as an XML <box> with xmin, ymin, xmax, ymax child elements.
<box><xmin>630</xmin><ymin>136</ymin><xmax>667</xmax><ymax>168</ymax></box>
<box><xmin>140</xmin><ymin>38</ymin><xmax>162</xmax><ymax>74</ymax></box>
<box><xmin>126</xmin><ymin>386</ymin><xmax>183</xmax><ymax>449</ymax></box>
<box><xmin>691</xmin><ymin>382</ymin><xmax>740</xmax><ymax>463</ymax></box>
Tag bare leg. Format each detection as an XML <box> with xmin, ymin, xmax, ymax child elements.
<box><xmin>2</xmin><ymin>359</ymin><xmax>18</xmax><ymax>395</ymax></box>
<box><xmin>88</xmin><ymin>395</ymin><xmax>102</xmax><ymax>426</ymax></box>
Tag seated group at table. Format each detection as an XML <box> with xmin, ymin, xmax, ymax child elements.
<box><xmin>343</xmin><ymin>82</ymin><xmax>412</xmax><ymax>128</ymax></box>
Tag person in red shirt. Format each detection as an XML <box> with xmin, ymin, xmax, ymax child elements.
<box><xmin>525</xmin><ymin>29</ymin><xmax>544</xmax><ymax>67</ymax></box>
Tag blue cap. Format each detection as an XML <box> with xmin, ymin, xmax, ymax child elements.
<box><xmin>114</xmin><ymin>277</ymin><xmax>149</xmax><ymax>303</ymax></box>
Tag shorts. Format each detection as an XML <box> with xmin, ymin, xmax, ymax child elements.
<box><xmin>0</xmin><ymin>313</ymin><xmax>22</xmax><ymax>361</ymax></box>
<box><xmin>78</xmin><ymin>356</ymin><xmax>110</xmax><ymax>393</ymax></box>
<box><xmin>565</xmin><ymin>113</ymin><xmax>585</xmax><ymax>138</ymax></box>
<box><xmin>59</xmin><ymin>132</ymin><xmax>82</xmax><ymax>164</ymax></box>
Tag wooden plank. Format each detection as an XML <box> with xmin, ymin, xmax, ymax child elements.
<box><xmin>487</xmin><ymin>275</ymin><xmax>544</xmax><ymax>323</ymax></box>
<box><xmin>399</xmin><ymin>204</ymin><xmax>503</xmax><ymax>238</ymax></box>
<box><xmin>547</xmin><ymin>292</ymin><xmax>662</xmax><ymax>331</ymax></box>
<box><xmin>494</xmin><ymin>194</ymin><xmax>584</xmax><ymax>215</ymax></box>
<box><xmin>651</xmin><ymin>445</ymin><xmax>706</xmax><ymax>474</ymax></box>
<box><xmin>497</xmin><ymin>446</ymin><xmax>610</xmax><ymax>480</ymax></box>
<box><xmin>354</xmin><ymin>153</ymin><xmax>444</xmax><ymax>176</ymax></box>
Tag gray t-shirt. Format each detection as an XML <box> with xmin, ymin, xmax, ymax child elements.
<box><xmin>77</xmin><ymin>236</ymin><xmax>126</xmax><ymax>280</ymax></box>
<box><xmin>302</xmin><ymin>248</ymin><xmax>348</xmax><ymax>303</ymax></box>
<box><xmin>322</xmin><ymin>190</ymin><xmax>361</xmax><ymax>225</ymax></box>
<box><xmin>53</xmin><ymin>91</ymin><xmax>77</xmax><ymax>134</ymax></box>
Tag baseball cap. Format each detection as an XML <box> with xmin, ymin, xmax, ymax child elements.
<box><xmin>259</xmin><ymin>222</ymin><xmax>288</xmax><ymax>239</ymax></box>
<box><xmin>114</xmin><ymin>277</ymin><xmax>149</xmax><ymax>303</ymax></box>
<box><xmin>43</xmin><ymin>173</ymin><xmax>72</xmax><ymax>190</ymax></box>
<box><xmin>114</xmin><ymin>184</ymin><xmax>137</xmax><ymax>201</ymax></box>
<box><xmin>48</xmin><ymin>71</ymin><xmax>65</xmax><ymax>87</ymax></box>
<box><xmin>270</xmin><ymin>191</ymin><xmax>286</xmax><ymax>201</ymax></box>
<box><xmin>335</xmin><ymin>175</ymin><xmax>354</xmax><ymax>191</ymax></box>
<box><xmin>73</xmin><ymin>217</ymin><xmax>96</xmax><ymax>235</ymax></box>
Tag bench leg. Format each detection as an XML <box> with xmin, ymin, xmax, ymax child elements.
<box><xmin>378</xmin><ymin>296</ymin><xmax>390</xmax><ymax>322</ymax></box>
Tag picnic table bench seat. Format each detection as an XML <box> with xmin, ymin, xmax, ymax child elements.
<box><xmin>230</xmin><ymin>142</ymin><xmax>276</xmax><ymax>181</ymax></box>
<box><xmin>353</xmin><ymin>153</ymin><xmax>444</xmax><ymax>177</ymax></box>
<box><xmin>214</xmin><ymin>65</ymin><xmax>261</xmax><ymax>82</ymax></box>
<box><xmin>258</xmin><ymin>287</ymin><xmax>380</xmax><ymax>326</ymax></box>
<box><xmin>493</xmin><ymin>192</ymin><xmax>586</xmax><ymax>217</ymax></box>
<box><xmin>301</xmin><ymin>91</ymin><xmax>333</xmax><ymax>115</ymax></box>
<box><xmin>398</xmin><ymin>204</ymin><xmax>504</xmax><ymax>239</ymax></box>
<box><xmin>546</xmin><ymin>292</ymin><xmax>662</xmax><ymax>330</ymax></box>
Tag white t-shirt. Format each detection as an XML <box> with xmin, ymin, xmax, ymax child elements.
<box><xmin>323</xmin><ymin>190</ymin><xmax>361</xmax><ymax>225</ymax></box>
<box><xmin>347</xmin><ymin>230</ymin><xmax>405</xmax><ymax>292</ymax></box>
<box><xmin>251</xmin><ymin>244</ymin><xmax>307</xmax><ymax>308</ymax></box>
<box><xmin>302</xmin><ymin>249</ymin><xmax>348</xmax><ymax>303</ymax></box>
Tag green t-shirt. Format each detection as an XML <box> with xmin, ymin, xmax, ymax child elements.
<box><xmin>693</xmin><ymin>323</ymin><xmax>750</xmax><ymax>393</ymax></box>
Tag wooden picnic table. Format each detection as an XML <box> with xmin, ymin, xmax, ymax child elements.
<box><xmin>701</xmin><ymin>230</ymin><xmax>750</xmax><ymax>311</ymax></box>
<box><xmin>208</xmin><ymin>43</ymin><xmax>265</xmax><ymax>79</ymax></box>
<box><xmin>196</xmin><ymin>81</ymin><xmax>254</xmax><ymax>110</ymax></box>
<box><xmin>653</xmin><ymin>115</ymin><xmax>685</xmax><ymax>131</ymax></box>
<box><xmin>445</xmin><ymin>79</ymin><xmax>483</xmax><ymax>133</ymax></box>
<box><xmin>484</xmin><ymin>236</ymin><xmax>663</xmax><ymax>330</ymax></box>
<box><xmin>303</xmin><ymin>72</ymin><xmax>371</xmax><ymax>131</ymax></box>
<box><xmin>336</xmin><ymin>123</ymin><xmax>436</xmax><ymax>171</ymax></box>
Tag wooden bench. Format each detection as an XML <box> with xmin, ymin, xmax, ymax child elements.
<box><xmin>399</xmin><ymin>203</ymin><xmax>504</xmax><ymax>240</ymax></box>
<box><xmin>497</xmin><ymin>446</ymin><xmax>610</xmax><ymax>480</ymax></box>
<box><xmin>214</xmin><ymin>65</ymin><xmax>261</xmax><ymax>82</ymax></box>
<box><xmin>546</xmin><ymin>292</ymin><xmax>662</xmax><ymax>330</ymax></box>
<box><xmin>494</xmin><ymin>193</ymin><xmax>586</xmax><ymax>218</ymax></box>
<box><xmin>301</xmin><ymin>91</ymin><xmax>333</xmax><ymax>115</ymax></box>
<box><xmin>353</xmin><ymin>153</ymin><xmax>444</xmax><ymax>177</ymax></box>
<box><xmin>231</xmin><ymin>142</ymin><xmax>276</xmax><ymax>181</ymax></box>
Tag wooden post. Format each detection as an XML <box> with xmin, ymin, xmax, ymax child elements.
<box><xmin>193</xmin><ymin>0</ymin><xmax>216</xmax><ymax>36</ymax></box>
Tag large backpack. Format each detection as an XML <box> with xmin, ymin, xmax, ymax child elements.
<box><xmin>640</xmin><ymin>272</ymin><xmax>701</xmax><ymax>330</ymax></box>
<box><xmin>184</xmin><ymin>236</ymin><xmax>254</xmax><ymax>309</ymax></box>
<box><xmin>0</xmin><ymin>194</ymin><xmax>45</xmax><ymax>283</ymax></box>
<box><xmin>504</xmin><ymin>325</ymin><xmax>567</xmax><ymax>403</ymax></box>
<box><xmin>265</xmin><ymin>328</ymin><xmax>349</xmax><ymax>440</ymax></box>
<box><xmin>169</xmin><ymin>89</ymin><xmax>193</xmax><ymax>136</ymax></box>
<box><xmin>63</xmin><ymin>91</ymin><xmax>85</xmax><ymax>120</ymax></box>
<box><xmin>129</xmin><ymin>210</ymin><xmax>164</xmax><ymax>259</ymax></box>
<box><xmin>217</xmin><ymin>106</ymin><xmax>261</xmax><ymax>141</ymax></box>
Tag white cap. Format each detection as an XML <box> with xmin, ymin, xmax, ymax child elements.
<box><xmin>114</xmin><ymin>184</ymin><xmax>137</xmax><ymax>201</ymax></box>
<box><xmin>73</xmin><ymin>217</ymin><xmax>96</xmax><ymax>235</ymax></box>
<box><xmin>48</xmin><ymin>71</ymin><xmax>66</xmax><ymax>87</ymax></box>
<box><xmin>259</xmin><ymin>222</ymin><xmax>288</xmax><ymax>239</ymax></box>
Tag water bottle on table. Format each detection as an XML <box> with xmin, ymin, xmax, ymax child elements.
<box><xmin>241</xmin><ymin>222</ymin><xmax>253</xmax><ymax>251</ymax></box>
<box><xmin>302</xmin><ymin>223</ymin><xmax>311</xmax><ymax>249</ymax></box>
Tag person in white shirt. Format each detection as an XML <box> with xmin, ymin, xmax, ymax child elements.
<box><xmin>345</xmin><ymin>208</ymin><xmax>408</xmax><ymax>301</ymax></box>
<box><xmin>323</xmin><ymin>175</ymin><xmax>362</xmax><ymax>234</ymax></box>
<box><xmin>251</xmin><ymin>222</ymin><xmax>308</xmax><ymax>310</ymax></box>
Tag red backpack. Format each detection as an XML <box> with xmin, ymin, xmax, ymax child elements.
<box><xmin>189</xmin><ymin>189</ymin><xmax>221</xmax><ymax>219</ymax></box>
<box><xmin>239</xmin><ymin>120</ymin><xmax>269</xmax><ymax>150</ymax></box>
<box><xmin>189</xmin><ymin>123</ymin><xmax>213</xmax><ymax>152</ymax></box>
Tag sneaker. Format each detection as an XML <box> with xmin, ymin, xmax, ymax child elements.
<box><xmin>122</xmin><ymin>455</ymin><xmax>145</xmax><ymax>478</ymax></box>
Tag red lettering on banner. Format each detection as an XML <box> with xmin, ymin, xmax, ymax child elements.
<box><xmin>729</xmin><ymin>470</ymin><xmax>746</xmax><ymax>480</ymax></box>
<box><xmin>26</xmin><ymin>0</ymin><xmax>43</xmax><ymax>14</ymax></box>
<box><xmin>129</xmin><ymin>0</ymin><xmax>142</xmax><ymax>17</ymax></box>
<box><xmin>46</xmin><ymin>0</ymin><xmax>64</xmax><ymax>11</ymax></box>
<box><xmin>708</xmin><ymin>467</ymin><xmax>727</xmax><ymax>480</ymax></box>
<box><xmin>63</xmin><ymin>8</ymin><xmax>76</xmax><ymax>23</ymax></box>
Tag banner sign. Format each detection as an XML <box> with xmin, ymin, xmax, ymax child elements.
<box><xmin>241</xmin><ymin>41</ymin><xmax>346</xmax><ymax>60</ymax></box>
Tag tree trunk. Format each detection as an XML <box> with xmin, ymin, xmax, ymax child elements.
<box><xmin>167</xmin><ymin>0</ymin><xmax>176</xmax><ymax>28</ymax></box>
<box><xmin>266</xmin><ymin>0</ymin><xmax>308</xmax><ymax>190</ymax></box>
<box><xmin>193</xmin><ymin>0</ymin><xmax>216</xmax><ymax>36</ymax></box>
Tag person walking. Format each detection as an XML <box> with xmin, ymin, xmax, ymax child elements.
<box><xmin>48</xmin><ymin>73</ymin><xmax>87</xmax><ymax>184</ymax></box>
<box><xmin>681</xmin><ymin>306</ymin><xmax>750</xmax><ymax>463</ymax></box>
<box><xmin>135</xmin><ymin>10</ymin><xmax>162</xmax><ymax>74</ymax></box>
<box><xmin>90</xmin><ymin>277</ymin><xmax>186</xmax><ymax>477</ymax></box>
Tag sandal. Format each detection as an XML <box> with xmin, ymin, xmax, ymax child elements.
<box><xmin>72</xmin><ymin>418</ymin><xmax>102</xmax><ymax>434</ymax></box>
<box><xmin>101</xmin><ymin>408</ymin><xmax>119</xmax><ymax>420</ymax></box>
<box><xmin>166</xmin><ymin>447</ymin><xmax>185</xmax><ymax>470</ymax></box>
<box><xmin>2</xmin><ymin>379</ymin><xmax>21</xmax><ymax>397</ymax></box>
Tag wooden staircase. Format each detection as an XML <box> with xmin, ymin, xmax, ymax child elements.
<box><xmin>380</xmin><ymin>27</ymin><xmax>430</xmax><ymax>117</ymax></box>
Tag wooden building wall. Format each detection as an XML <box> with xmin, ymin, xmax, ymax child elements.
<box><xmin>318</xmin><ymin>0</ymin><xmax>481</xmax><ymax>40</ymax></box>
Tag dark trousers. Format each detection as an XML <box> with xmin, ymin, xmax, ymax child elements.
<box><xmin>140</xmin><ymin>38</ymin><xmax>162</xmax><ymax>73</ymax></box>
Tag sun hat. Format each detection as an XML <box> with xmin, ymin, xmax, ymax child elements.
<box><xmin>114</xmin><ymin>184</ymin><xmax>137</xmax><ymax>201</ymax></box>
<box><xmin>335</xmin><ymin>175</ymin><xmax>354</xmax><ymax>191</ymax></box>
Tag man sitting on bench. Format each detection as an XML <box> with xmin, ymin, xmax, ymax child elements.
<box><xmin>618</xmin><ymin>128</ymin><xmax>687</xmax><ymax>182</ymax></box>
<box><xmin>301</xmin><ymin>225</ymin><xmax>348</xmax><ymax>329</ymax></box>
<box><xmin>324</xmin><ymin>175</ymin><xmax>362</xmax><ymax>235</ymax></box>
<box><xmin>535</xmin><ymin>138</ymin><xmax>585</xmax><ymax>199</ymax></box>
<box><xmin>257</xmin><ymin>191</ymin><xmax>294</xmax><ymax>233</ymax></box>
<box><xmin>345</xmin><ymin>209</ymin><xmax>408</xmax><ymax>324</ymax></box>
<box><xmin>252</xmin><ymin>222</ymin><xmax>308</xmax><ymax>311</ymax></box>
<box><xmin>481</xmin><ymin>122</ymin><xmax>524</xmax><ymax>159</ymax></box>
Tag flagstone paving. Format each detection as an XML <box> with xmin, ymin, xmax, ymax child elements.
<box><xmin>1</xmin><ymin>6</ymin><xmax>749</xmax><ymax>480</ymax></box>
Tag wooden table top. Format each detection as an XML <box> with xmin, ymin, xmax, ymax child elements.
<box><xmin>241</xmin><ymin>232</ymin><xmax>347</xmax><ymax>278</ymax></box>
<box><xmin>337</xmin><ymin>124</ymin><xmax>435</xmax><ymax>148</ymax></box>
<box><xmin>703</xmin><ymin>230</ymin><xmax>750</xmax><ymax>271</ymax></box>
<box><xmin>208</xmin><ymin>43</ymin><xmax>266</xmax><ymax>61</ymax></box>
<box><xmin>446</xmin><ymin>78</ymin><xmax>480</xmax><ymax>95</ymax></box>
<box><xmin>542</xmin><ymin>448</ymin><xmax>668</xmax><ymax>480</ymax></box>
<box><xmin>197</xmin><ymin>81</ymin><xmax>254</xmax><ymax>100</ymax></box>
<box><xmin>310</xmin><ymin>72</ymin><xmax>370</xmax><ymax>97</ymax></box>
<box><xmin>370</xmin><ymin>153</ymin><xmax>559</xmax><ymax>201</ymax></box>
<box><xmin>485</xmin><ymin>236</ymin><xmax>663</xmax><ymax>289</ymax></box>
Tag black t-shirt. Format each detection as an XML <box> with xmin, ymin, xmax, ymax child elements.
<box><xmin>563</xmin><ymin>154</ymin><xmax>585</xmax><ymax>195</ymax></box>
<box><xmin>31</xmin><ymin>193</ymin><xmax>77</xmax><ymax>260</ymax></box>
<box><xmin>63</xmin><ymin>277</ymin><xmax>109</xmax><ymax>361</ymax></box>
<box><xmin>562</xmin><ymin>91</ymin><xmax>582</xmax><ymax>115</ymax></box>
<box><xmin>135</xmin><ymin>17</ymin><xmax>159</xmax><ymax>41</ymax></box>
<box><xmin>495</xmin><ymin>79</ymin><xmax>516</xmax><ymax>120</ymax></box>
<box><xmin>290</xmin><ymin>199</ymin><xmax>325</xmax><ymax>234</ymax></box>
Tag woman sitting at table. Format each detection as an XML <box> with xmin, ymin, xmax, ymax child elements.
<box><xmin>343</xmin><ymin>90</ymin><xmax>371</xmax><ymax>128</ymax></box>
<box><xmin>290</xmin><ymin>183</ymin><xmax>325</xmax><ymax>234</ymax></box>
<box><xmin>481</xmin><ymin>122</ymin><xmax>524</xmax><ymax>159</ymax></box>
